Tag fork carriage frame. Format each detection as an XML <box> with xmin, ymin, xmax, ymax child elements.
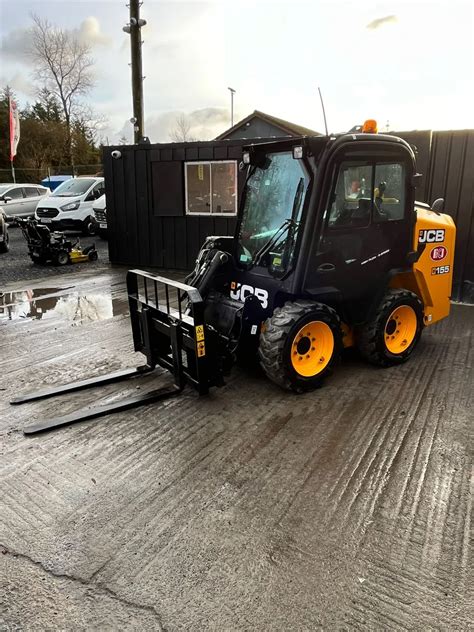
<box><xmin>12</xmin><ymin>270</ymin><xmax>225</xmax><ymax>435</ymax></box>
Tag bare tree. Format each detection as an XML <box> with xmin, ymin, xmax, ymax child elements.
<box><xmin>29</xmin><ymin>15</ymin><xmax>95</xmax><ymax>170</ymax></box>
<box><xmin>170</xmin><ymin>114</ymin><xmax>198</xmax><ymax>142</ymax></box>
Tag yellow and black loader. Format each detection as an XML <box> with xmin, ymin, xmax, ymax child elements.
<box><xmin>12</xmin><ymin>122</ymin><xmax>456</xmax><ymax>433</ymax></box>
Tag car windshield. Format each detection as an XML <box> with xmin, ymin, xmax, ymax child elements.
<box><xmin>238</xmin><ymin>151</ymin><xmax>310</xmax><ymax>274</ymax></box>
<box><xmin>52</xmin><ymin>178</ymin><xmax>96</xmax><ymax>197</ymax></box>
<box><xmin>0</xmin><ymin>185</ymin><xmax>12</xmax><ymax>195</ymax></box>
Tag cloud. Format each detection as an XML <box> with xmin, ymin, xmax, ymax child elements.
<box><xmin>0</xmin><ymin>26</ymin><xmax>32</xmax><ymax>60</ymax></box>
<box><xmin>116</xmin><ymin>107</ymin><xmax>231</xmax><ymax>143</ymax></box>
<box><xmin>366</xmin><ymin>15</ymin><xmax>398</xmax><ymax>30</ymax></box>
<box><xmin>0</xmin><ymin>16</ymin><xmax>110</xmax><ymax>63</ymax></box>
<box><xmin>77</xmin><ymin>17</ymin><xmax>112</xmax><ymax>48</ymax></box>
<box><xmin>0</xmin><ymin>71</ymin><xmax>36</xmax><ymax>97</ymax></box>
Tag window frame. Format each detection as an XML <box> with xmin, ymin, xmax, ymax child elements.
<box><xmin>184</xmin><ymin>160</ymin><xmax>238</xmax><ymax>216</ymax></box>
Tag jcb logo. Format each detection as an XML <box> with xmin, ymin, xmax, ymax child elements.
<box><xmin>230</xmin><ymin>282</ymin><xmax>269</xmax><ymax>309</ymax></box>
<box><xmin>418</xmin><ymin>229</ymin><xmax>445</xmax><ymax>243</ymax></box>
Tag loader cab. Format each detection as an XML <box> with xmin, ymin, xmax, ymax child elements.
<box><xmin>236</xmin><ymin>133</ymin><xmax>417</xmax><ymax>318</ymax></box>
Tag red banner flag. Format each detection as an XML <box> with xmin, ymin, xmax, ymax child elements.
<box><xmin>9</xmin><ymin>97</ymin><xmax>20</xmax><ymax>162</ymax></box>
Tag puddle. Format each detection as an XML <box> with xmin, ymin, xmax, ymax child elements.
<box><xmin>0</xmin><ymin>287</ymin><xmax>128</xmax><ymax>324</ymax></box>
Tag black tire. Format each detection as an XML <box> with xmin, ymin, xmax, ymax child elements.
<box><xmin>0</xmin><ymin>235</ymin><xmax>8</xmax><ymax>253</ymax></box>
<box><xmin>55</xmin><ymin>250</ymin><xmax>69</xmax><ymax>266</ymax></box>
<box><xmin>358</xmin><ymin>289</ymin><xmax>423</xmax><ymax>367</ymax></box>
<box><xmin>258</xmin><ymin>300</ymin><xmax>342</xmax><ymax>392</ymax></box>
<box><xmin>88</xmin><ymin>250</ymin><xmax>98</xmax><ymax>262</ymax></box>
<box><xmin>82</xmin><ymin>217</ymin><xmax>96</xmax><ymax>236</ymax></box>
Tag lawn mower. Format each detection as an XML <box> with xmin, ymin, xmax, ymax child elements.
<box><xmin>15</xmin><ymin>217</ymin><xmax>98</xmax><ymax>265</ymax></box>
<box><xmin>12</xmin><ymin>121</ymin><xmax>456</xmax><ymax>434</ymax></box>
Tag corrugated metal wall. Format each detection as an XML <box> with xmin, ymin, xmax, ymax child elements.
<box><xmin>427</xmin><ymin>130</ymin><xmax>473</xmax><ymax>303</ymax></box>
<box><xmin>394</xmin><ymin>130</ymin><xmax>473</xmax><ymax>302</ymax></box>
<box><xmin>104</xmin><ymin>130</ymin><xmax>474</xmax><ymax>303</ymax></box>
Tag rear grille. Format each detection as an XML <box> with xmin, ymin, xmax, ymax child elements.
<box><xmin>37</xmin><ymin>208</ymin><xmax>59</xmax><ymax>218</ymax></box>
<box><xmin>94</xmin><ymin>209</ymin><xmax>107</xmax><ymax>223</ymax></box>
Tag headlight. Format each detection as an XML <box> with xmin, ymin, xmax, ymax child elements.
<box><xmin>60</xmin><ymin>201</ymin><xmax>81</xmax><ymax>212</ymax></box>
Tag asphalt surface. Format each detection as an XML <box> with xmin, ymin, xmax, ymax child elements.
<box><xmin>0</xmin><ymin>266</ymin><xmax>473</xmax><ymax>630</ymax></box>
<box><xmin>0</xmin><ymin>223</ymin><xmax>110</xmax><ymax>285</ymax></box>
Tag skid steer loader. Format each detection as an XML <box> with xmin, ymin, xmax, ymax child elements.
<box><xmin>13</xmin><ymin>121</ymin><xmax>456</xmax><ymax>434</ymax></box>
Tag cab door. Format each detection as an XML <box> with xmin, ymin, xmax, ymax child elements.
<box><xmin>311</xmin><ymin>157</ymin><xmax>412</xmax><ymax>301</ymax></box>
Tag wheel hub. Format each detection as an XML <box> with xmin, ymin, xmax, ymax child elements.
<box><xmin>384</xmin><ymin>305</ymin><xmax>417</xmax><ymax>354</ymax></box>
<box><xmin>296</xmin><ymin>336</ymin><xmax>311</xmax><ymax>355</ymax></box>
<box><xmin>291</xmin><ymin>321</ymin><xmax>334</xmax><ymax>377</ymax></box>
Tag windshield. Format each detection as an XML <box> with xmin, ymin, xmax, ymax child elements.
<box><xmin>238</xmin><ymin>151</ymin><xmax>310</xmax><ymax>273</ymax></box>
<box><xmin>0</xmin><ymin>186</ymin><xmax>11</xmax><ymax>195</ymax></box>
<box><xmin>52</xmin><ymin>178</ymin><xmax>96</xmax><ymax>197</ymax></box>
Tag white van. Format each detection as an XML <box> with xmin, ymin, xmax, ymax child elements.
<box><xmin>35</xmin><ymin>176</ymin><xmax>105</xmax><ymax>235</ymax></box>
<box><xmin>91</xmin><ymin>194</ymin><xmax>107</xmax><ymax>239</ymax></box>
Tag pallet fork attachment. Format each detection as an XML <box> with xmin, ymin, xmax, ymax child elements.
<box><xmin>12</xmin><ymin>270</ymin><xmax>226</xmax><ymax>435</ymax></box>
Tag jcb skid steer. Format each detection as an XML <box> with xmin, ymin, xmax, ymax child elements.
<box><xmin>13</xmin><ymin>121</ymin><xmax>456</xmax><ymax>434</ymax></box>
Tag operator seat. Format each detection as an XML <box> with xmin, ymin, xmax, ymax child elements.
<box><xmin>351</xmin><ymin>197</ymin><xmax>371</xmax><ymax>226</ymax></box>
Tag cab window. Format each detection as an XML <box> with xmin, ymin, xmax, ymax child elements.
<box><xmin>328</xmin><ymin>161</ymin><xmax>405</xmax><ymax>228</ymax></box>
<box><xmin>94</xmin><ymin>182</ymin><xmax>105</xmax><ymax>197</ymax></box>
<box><xmin>373</xmin><ymin>163</ymin><xmax>404</xmax><ymax>221</ymax></box>
<box><xmin>88</xmin><ymin>182</ymin><xmax>105</xmax><ymax>200</ymax></box>
<box><xmin>328</xmin><ymin>163</ymin><xmax>373</xmax><ymax>229</ymax></box>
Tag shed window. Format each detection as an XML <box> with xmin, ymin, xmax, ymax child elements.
<box><xmin>185</xmin><ymin>161</ymin><xmax>237</xmax><ymax>215</ymax></box>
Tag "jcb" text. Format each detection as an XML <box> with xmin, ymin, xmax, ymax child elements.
<box><xmin>418</xmin><ymin>229</ymin><xmax>445</xmax><ymax>243</ymax></box>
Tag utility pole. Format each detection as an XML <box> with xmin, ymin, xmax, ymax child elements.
<box><xmin>123</xmin><ymin>1</ymin><xmax>147</xmax><ymax>143</ymax></box>
<box><xmin>228</xmin><ymin>87</ymin><xmax>236</xmax><ymax>128</ymax></box>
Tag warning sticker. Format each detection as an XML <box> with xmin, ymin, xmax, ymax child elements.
<box><xmin>197</xmin><ymin>341</ymin><xmax>206</xmax><ymax>357</ymax></box>
<box><xmin>195</xmin><ymin>325</ymin><xmax>205</xmax><ymax>341</ymax></box>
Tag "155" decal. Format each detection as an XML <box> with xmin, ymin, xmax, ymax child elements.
<box><xmin>431</xmin><ymin>265</ymin><xmax>450</xmax><ymax>275</ymax></box>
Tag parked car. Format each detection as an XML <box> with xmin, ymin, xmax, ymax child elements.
<box><xmin>91</xmin><ymin>194</ymin><xmax>107</xmax><ymax>239</ymax></box>
<box><xmin>0</xmin><ymin>183</ymin><xmax>50</xmax><ymax>218</ymax></box>
<box><xmin>35</xmin><ymin>176</ymin><xmax>105</xmax><ymax>235</ymax></box>
<box><xmin>0</xmin><ymin>208</ymin><xmax>9</xmax><ymax>253</ymax></box>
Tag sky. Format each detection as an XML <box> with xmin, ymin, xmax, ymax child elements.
<box><xmin>0</xmin><ymin>0</ymin><xmax>473</xmax><ymax>144</ymax></box>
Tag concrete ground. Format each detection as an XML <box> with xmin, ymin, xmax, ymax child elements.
<box><xmin>0</xmin><ymin>263</ymin><xmax>472</xmax><ymax>631</ymax></box>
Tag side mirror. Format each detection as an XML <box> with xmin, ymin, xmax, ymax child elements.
<box><xmin>411</xmin><ymin>173</ymin><xmax>422</xmax><ymax>188</ymax></box>
<box><xmin>1</xmin><ymin>196</ymin><xmax>12</xmax><ymax>203</ymax></box>
<box><xmin>431</xmin><ymin>198</ymin><xmax>444</xmax><ymax>213</ymax></box>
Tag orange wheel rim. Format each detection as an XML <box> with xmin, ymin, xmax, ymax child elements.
<box><xmin>290</xmin><ymin>321</ymin><xmax>334</xmax><ymax>377</ymax></box>
<box><xmin>384</xmin><ymin>305</ymin><xmax>417</xmax><ymax>354</ymax></box>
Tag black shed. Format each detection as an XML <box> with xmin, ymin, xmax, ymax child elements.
<box><xmin>103</xmin><ymin>139</ymin><xmax>252</xmax><ymax>270</ymax></box>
